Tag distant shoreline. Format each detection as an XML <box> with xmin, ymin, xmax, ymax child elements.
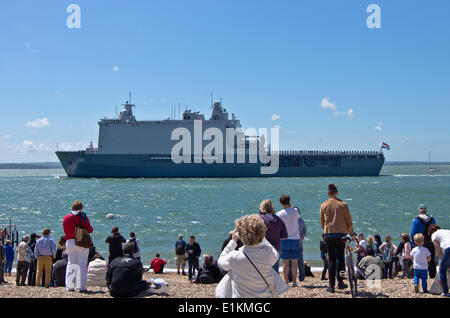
<box><xmin>0</xmin><ymin>161</ymin><xmax>449</xmax><ymax>169</ymax></box>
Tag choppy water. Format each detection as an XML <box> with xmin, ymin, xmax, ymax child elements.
<box><xmin>1</xmin><ymin>166</ymin><xmax>449</xmax><ymax>267</ymax></box>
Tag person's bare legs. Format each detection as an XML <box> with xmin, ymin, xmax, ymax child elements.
<box><xmin>283</xmin><ymin>259</ymin><xmax>298</xmax><ymax>284</ymax></box>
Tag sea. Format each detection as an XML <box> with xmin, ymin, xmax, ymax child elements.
<box><xmin>1</xmin><ymin>165</ymin><xmax>449</xmax><ymax>267</ymax></box>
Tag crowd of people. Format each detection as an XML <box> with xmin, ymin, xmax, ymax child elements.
<box><xmin>0</xmin><ymin>185</ymin><xmax>449</xmax><ymax>298</ymax></box>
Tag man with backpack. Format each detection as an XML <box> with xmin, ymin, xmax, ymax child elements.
<box><xmin>127</xmin><ymin>232</ymin><xmax>141</xmax><ymax>261</ymax></box>
<box><xmin>411</xmin><ymin>204</ymin><xmax>437</xmax><ymax>278</ymax></box>
<box><xmin>174</xmin><ymin>234</ymin><xmax>187</xmax><ymax>275</ymax></box>
<box><xmin>193</xmin><ymin>254</ymin><xmax>222</xmax><ymax>284</ymax></box>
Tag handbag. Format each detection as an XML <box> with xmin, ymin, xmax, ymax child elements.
<box><xmin>71</xmin><ymin>214</ymin><xmax>93</xmax><ymax>248</ymax></box>
<box><xmin>243</xmin><ymin>251</ymin><xmax>289</xmax><ymax>298</ymax></box>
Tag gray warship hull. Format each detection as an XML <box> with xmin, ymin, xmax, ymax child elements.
<box><xmin>56</xmin><ymin>151</ymin><xmax>385</xmax><ymax>178</ymax></box>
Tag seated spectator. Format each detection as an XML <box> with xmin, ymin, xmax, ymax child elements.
<box><xmin>52</xmin><ymin>251</ymin><xmax>68</xmax><ymax>287</ymax></box>
<box><xmin>356</xmin><ymin>249</ymin><xmax>384</xmax><ymax>280</ymax></box>
<box><xmin>193</xmin><ymin>254</ymin><xmax>222</xmax><ymax>284</ymax></box>
<box><xmin>106</xmin><ymin>242</ymin><xmax>148</xmax><ymax>298</ymax></box>
<box><xmin>87</xmin><ymin>254</ymin><xmax>108</xmax><ymax>287</ymax></box>
<box><xmin>150</xmin><ymin>254</ymin><xmax>167</xmax><ymax>274</ymax></box>
<box><xmin>88</xmin><ymin>246</ymin><xmax>105</xmax><ymax>263</ymax></box>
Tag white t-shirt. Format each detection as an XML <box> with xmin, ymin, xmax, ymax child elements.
<box><xmin>276</xmin><ymin>207</ymin><xmax>300</xmax><ymax>240</ymax></box>
<box><xmin>126</xmin><ymin>238</ymin><xmax>141</xmax><ymax>258</ymax></box>
<box><xmin>410</xmin><ymin>246</ymin><xmax>431</xmax><ymax>270</ymax></box>
<box><xmin>431</xmin><ymin>229</ymin><xmax>450</xmax><ymax>250</ymax></box>
<box><xmin>359</xmin><ymin>240</ymin><xmax>367</xmax><ymax>249</ymax></box>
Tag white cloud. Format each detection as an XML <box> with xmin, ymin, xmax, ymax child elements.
<box><xmin>9</xmin><ymin>140</ymin><xmax>51</xmax><ymax>153</ymax></box>
<box><xmin>57</xmin><ymin>142</ymin><xmax>88</xmax><ymax>151</ymax></box>
<box><xmin>112</xmin><ymin>66</ymin><xmax>119</xmax><ymax>72</ymax></box>
<box><xmin>26</xmin><ymin>118</ymin><xmax>51</xmax><ymax>128</ymax></box>
<box><xmin>0</xmin><ymin>134</ymin><xmax>11</xmax><ymax>140</ymax></box>
<box><xmin>374</xmin><ymin>121</ymin><xmax>383</xmax><ymax>131</ymax></box>
<box><xmin>273</xmin><ymin>124</ymin><xmax>281</xmax><ymax>129</ymax></box>
<box><xmin>31</xmin><ymin>130</ymin><xmax>38</xmax><ymax>135</ymax></box>
<box><xmin>271</xmin><ymin>114</ymin><xmax>280</xmax><ymax>121</ymax></box>
<box><xmin>320</xmin><ymin>97</ymin><xmax>337</xmax><ymax>112</ymax></box>
<box><xmin>320</xmin><ymin>98</ymin><xmax>354</xmax><ymax>119</ymax></box>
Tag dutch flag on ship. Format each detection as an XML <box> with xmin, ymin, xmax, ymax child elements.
<box><xmin>381</xmin><ymin>142</ymin><xmax>390</xmax><ymax>150</ymax></box>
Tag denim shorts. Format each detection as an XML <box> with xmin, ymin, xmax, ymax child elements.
<box><xmin>280</xmin><ymin>239</ymin><xmax>301</xmax><ymax>260</ymax></box>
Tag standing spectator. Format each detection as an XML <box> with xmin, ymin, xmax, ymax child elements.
<box><xmin>186</xmin><ymin>236</ymin><xmax>201</xmax><ymax>281</ymax></box>
<box><xmin>366</xmin><ymin>235</ymin><xmax>375</xmax><ymax>255</ymax></box>
<box><xmin>105</xmin><ymin>226</ymin><xmax>126</xmax><ymax>264</ymax></box>
<box><xmin>127</xmin><ymin>232</ymin><xmax>141</xmax><ymax>261</ymax></box>
<box><xmin>52</xmin><ymin>251</ymin><xmax>68</xmax><ymax>287</ymax></box>
<box><xmin>34</xmin><ymin>228</ymin><xmax>56</xmax><ymax>288</ymax></box>
<box><xmin>411</xmin><ymin>204</ymin><xmax>437</xmax><ymax>278</ymax></box>
<box><xmin>150</xmin><ymin>254</ymin><xmax>167</xmax><ymax>274</ymax></box>
<box><xmin>379</xmin><ymin>235</ymin><xmax>397</xmax><ymax>279</ymax></box>
<box><xmin>320</xmin><ymin>184</ymin><xmax>355</xmax><ymax>293</ymax></box>
<box><xmin>296</xmin><ymin>207</ymin><xmax>307</xmax><ymax>282</ymax></box>
<box><xmin>411</xmin><ymin>233</ymin><xmax>431</xmax><ymax>293</ymax></box>
<box><xmin>63</xmin><ymin>200</ymin><xmax>94</xmax><ymax>292</ymax></box>
<box><xmin>55</xmin><ymin>236</ymin><xmax>67</xmax><ymax>261</ymax></box>
<box><xmin>373</xmin><ymin>234</ymin><xmax>383</xmax><ymax>258</ymax></box>
<box><xmin>0</xmin><ymin>239</ymin><xmax>6</xmax><ymax>284</ymax></box>
<box><xmin>354</xmin><ymin>233</ymin><xmax>368</xmax><ymax>263</ymax></box>
<box><xmin>320</xmin><ymin>234</ymin><xmax>328</xmax><ymax>281</ymax></box>
<box><xmin>174</xmin><ymin>234</ymin><xmax>187</xmax><ymax>276</ymax></box>
<box><xmin>276</xmin><ymin>194</ymin><xmax>300</xmax><ymax>287</ymax></box>
<box><xmin>3</xmin><ymin>240</ymin><xmax>14</xmax><ymax>276</ymax></box>
<box><xmin>27</xmin><ymin>233</ymin><xmax>37</xmax><ymax>286</ymax></box>
<box><xmin>258</xmin><ymin>199</ymin><xmax>287</xmax><ymax>273</ymax></box>
<box><xmin>429</xmin><ymin>224</ymin><xmax>450</xmax><ymax>297</ymax></box>
<box><xmin>106</xmin><ymin>242</ymin><xmax>149</xmax><ymax>298</ymax></box>
<box><xmin>15</xmin><ymin>236</ymin><xmax>30</xmax><ymax>286</ymax></box>
<box><xmin>399</xmin><ymin>233</ymin><xmax>413</xmax><ymax>279</ymax></box>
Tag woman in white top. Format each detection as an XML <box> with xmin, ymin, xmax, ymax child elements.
<box><xmin>217</xmin><ymin>214</ymin><xmax>282</xmax><ymax>298</ymax></box>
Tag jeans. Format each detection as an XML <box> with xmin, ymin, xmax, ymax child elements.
<box><xmin>325</xmin><ymin>236</ymin><xmax>345</xmax><ymax>286</ymax></box>
<box><xmin>321</xmin><ymin>256</ymin><xmax>329</xmax><ymax>279</ymax></box>
<box><xmin>16</xmin><ymin>261</ymin><xmax>30</xmax><ymax>285</ymax></box>
<box><xmin>440</xmin><ymin>248</ymin><xmax>450</xmax><ymax>295</ymax></box>
<box><xmin>4</xmin><ymin>261</ymin><xmax>13</xmax><ymax>274</ymax></box>
<box><xmin>287</xmin><ymin>247</ymin><xmax>305</xmax><ymax>282</ymax></box>
<box><xmin>66</xmin><ymin>239</ymin><xmax>90</xmax><ymax>291</ymax></box>
<box><xmin>383</xmin><ymin>261</ymin><xmax>393</xmax><ymax>279</ymax></box>
<box><xmin>424</xmin><ymin>241</ymin><xmax>436</xmax><ymax>278</ymax></box>
<box><xmin>414</xmin><ymin>269</ymin><xmax>428</xmax><ymax>291</ymax></box>
<box><xmin>188</xmin><ymin>259</ymin><xmax>199</xmax><ymax>280</ymax></box>
<box><xmin>28</xmin><ymin>259</ymin><xmax>37</xmax><ymax>286</ymax></box>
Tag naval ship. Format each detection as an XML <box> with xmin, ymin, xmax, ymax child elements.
<box><xmin>56</xmin><ymin>98</ymin><xmax>385</xmax><ymax>178</ymax></box>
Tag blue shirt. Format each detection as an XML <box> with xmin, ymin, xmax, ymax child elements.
<box><xmin>298</xmin><ymin>217</ymin><xmax>308</xmax><ymax>248</ymax></box>
<box><xmin>34</xmin><ymin>236</ymin><xmax>56</xmax><ymax>258</ymax></box>
<box><xmin>4</xmin><ymin>245</ymin><xmax>14</xmax><ymax>262</ymax></box>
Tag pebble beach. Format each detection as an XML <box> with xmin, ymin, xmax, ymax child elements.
<box><xmin>0</xmin><ymin>271</ymin><xmax>444</xmax><ymax>298</ymax></box>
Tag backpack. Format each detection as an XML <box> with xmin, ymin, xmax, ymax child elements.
<box><xmin>25</xmin><ymin>241</ymin><xmax>36</xmax><ymax>262</ymax></box>
<box><xmin>175</xmin><ymin>241</ymin><xmax>185</xmax><ymax>255</ymax></box>
<box><xmin>129</xmin><ymin>237</ymin><xmax>140</xmax><ymax>253</ymax></box>
<box><xmin>382</xmin><ymin>245</ymin><xmax>393</xmax><ymax>263</ymax></box>
<box><xmin>198</xmin><ymin>269</ymin><xmax>216</xmax><ymax>284</ymax></box>
<box><xmin>71</xmin><ymin>214</ymin><xmax>93</xmax><ymax>249</ymax></box>
<box><xmin>415</xmin><ymin>216</ymin><xmax>434</xmax><ymax>242</ymax></box>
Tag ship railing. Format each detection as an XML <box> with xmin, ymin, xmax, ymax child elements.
<box><xmin>268</xmin><ymin>150</ymin><xmax>383</xmax><ymax>156</ymax></box>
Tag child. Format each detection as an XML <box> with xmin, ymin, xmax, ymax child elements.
<box><xmin>366</xmin><ymin>235</ymin><xmax>375</xmax><ymax>255</ymax></box>
<box><xmin>320</xmin><ymin>234</ymin><xmax>328</xmax><ymax>281</ymax></box>
<box><xmin>354</xmin><ymin>233</ymin><xmax>368</xmax><ymax>263</ymax></box>
<box><xmin>4</xmin><ymin>240</ymin><xmax>14</xmax><ymax>277</ymax></box>
<box><xmin>379</xmin><ymin>235</ymin><xmax>397</xmax><ymax>279</ymax></box>
<box><xmin>410</xmin><ymin>233</ymin><xmax>431</xmax><ymax>293</ymax></box>
<box><xmin>400</xmin><ymin>233</ymin><xmax>413</xmax><ymax>279</ymax></box>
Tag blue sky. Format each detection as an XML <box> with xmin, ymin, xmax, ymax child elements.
<box><xmin>1</xmin><ymin>0</ymin><xmax>449</xmax><ymax>162</ymax></box>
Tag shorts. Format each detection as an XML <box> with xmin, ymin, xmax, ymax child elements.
<box><xmin>280</xmin><ymin>239</ymin><xmax>301</xmax><ymax>260</ymax></box>
<box><xmin>176</xmin><ymin>254</ymin><xmax>186</xmax><ymax>266</ymax></box>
